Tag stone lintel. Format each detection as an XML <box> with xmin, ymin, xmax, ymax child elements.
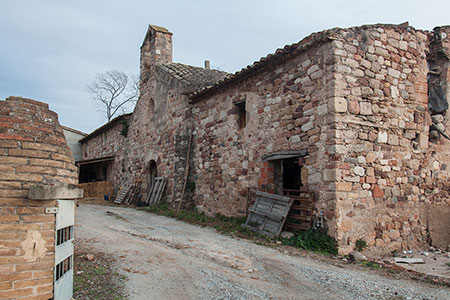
<box><xmin>28</xmin><ymin>182</ymin><xmax>83</xmax><ymax>200</ymax></box>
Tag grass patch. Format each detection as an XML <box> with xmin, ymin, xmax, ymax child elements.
<box><xmin>141</xmin><ymin>201</ymin><xmax>260</xmax><ymax>239</ymax></box>
<box><xmin>359</xmin><ymin>260</ymin><xmax>382</xmax><ymax>269</ymax></box>
<box><xmin>142</xmin><ymin>202</ymin><xmax>340</xmax><ymax>255</ymax></box>
<box><xmin>74</xmin><ymin>248</ymin><xmax>127</xmax><ymax>300</ymax></box>
<box><xmin>355</xmin><ymin>238</ymin><xmax>367</xmax><ymax>252</ymax></box>
<box><xmin>281</xmin><ymin>228</ymin><xmax>338</xmax><ymax>255</ymax></box>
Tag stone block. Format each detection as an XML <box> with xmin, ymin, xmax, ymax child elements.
<box><xmin>388</xmin><ymin>134</ymin><xmax>399</xmax><ymax>146</ymax></box>
<box><xmin>323</xmin><ymin>169</ymin><xmax>337</xmax><ymax>181</ymax></box>
<box><xmin>353</xmin><ymin>166</ymin><xmax>365</xmax><ymax>176</ymax></box>
<box><xmin>348</xmin><ymin>100</ymin><xmax>360</xmax><ymax>114</ymax></box>
<box><xmin>359</xmin><ymin>102</ymin><xmax>372</xmax><ymax>115</ymax></box>
<box><xmin>328</xmin><ymin>98</ymin><xmax>347</xmax><ymax>113</ymax></box>
<box><xmin>377</xmin><ymin>131</ymin><xmax>387</xmax><ymax>143</ymax></box>
<box><xmin>340</xmin><ymin>220</ymin><xmax>353</xmax><ymax>232</ymax></box>
<box><xmin>301</xmin><ymin>122</ymin><xmax>314</xmax><ymax>132</ymax></box>
<box><xmin>28</xmin><ymin>181</ymin><xmax>83</xmax><ymax>200</ymax></box>
<box><xmin>336</xmin><ymin>182</ymin><xmax>353</xmax><ymax>192</ymax></box>
<box><xmin>372</xmin><ymin>185</ymin><xmax>384</xmax><ymax>198</ymax></box>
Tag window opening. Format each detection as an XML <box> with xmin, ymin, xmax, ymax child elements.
<box><xmin>149</xmin><ymin>98</ymin><xmax>155</xmax><ymax>114</ymax></box>
<box><xmin>236</xmin><ymin>101</ymin><xmax>247</xmax><ymax>129</ymax></box>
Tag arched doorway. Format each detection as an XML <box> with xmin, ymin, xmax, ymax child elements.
<box><xmin>148</xmin><ymin>160</ymin><xmax>157</xmax><ymax>195</ymax></box>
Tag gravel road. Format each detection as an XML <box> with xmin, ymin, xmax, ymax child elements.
<box><xmin>75</xmin><ymin>204</ymin><xmax>450</xmax><ymax>300</ymax></box>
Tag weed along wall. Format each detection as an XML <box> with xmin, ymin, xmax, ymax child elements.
<box><xmin>0</xmin><ymin>97</ymin><xmax>81</xmax><ymax>300</ymax></box>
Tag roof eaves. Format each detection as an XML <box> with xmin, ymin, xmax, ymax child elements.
<box><xmin>61</xmin><ymin>125</ymin><xmax>88</xmax><ymax>136</ymax></box>
<box><xmin>79</xmin><ymin>113</ymin><xmax>131</xmax><ymax>143</ymax></box>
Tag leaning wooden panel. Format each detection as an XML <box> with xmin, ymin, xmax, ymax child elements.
<box><xmin>242</xmin><ymin>191</ymin><xmax>293</xmax><ymax>237</ymax></box>
<box><xmin>148</xmin><ymin>177</ymin><xmax>167</xmax><ymax>205</ymax></box>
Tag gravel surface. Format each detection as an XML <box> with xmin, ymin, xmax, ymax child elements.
<box><xmin>75</xmin><ymin>204</ymin><xmax>450</xmax><ymax>300</ymax></box>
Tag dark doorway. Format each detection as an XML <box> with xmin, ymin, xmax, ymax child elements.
<box><xmin>269</xmin><ymin>157</ymin><xmax>302</xmax><ymax>195</ymax></box>
<box><xmin>282</xmin><ymin>157</ymin><xmax>301</xmax><ymax>191</ymax></box>
<box><xmin>148</xmin><ymin>160</ymin><xmax>157</xmax><ymax>194</ymax></box>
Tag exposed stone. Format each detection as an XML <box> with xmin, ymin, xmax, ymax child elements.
<box><xmin>359</xmin><ymin>102</ymin><xmax>372</xmax><ymax>115</ymax></box>
<box><xmin>280</xmin><ymin>231</ymin><xmax>294</xmax><ymax>239</ymax></box>
<box><xmin>372</xmin><ymin>185</ymin><xmax>384</xmax><ymax>198</ymax></box>
<box><xmin>353</xmin><ymin>166</ymin><xmax>365</xmax><ymax>176</ymax></box>
<box><xmin>349</xmin><ymin>251</ymin><xmax>367</xmax><ymax>262</ymax></box>
<box><xmin>328</xmin><ymin>97</ymin><xmax>348</xmax><ymax>113</ymax></box>
<box><xmin>377</xmin><ymin>131</ymin><xmax>388</xmax><ymax>143</ymax></box>
<box><xmin>348</xmin><ymin>100</ymin><xmax>360</xmax><ymax>114</ymax></box>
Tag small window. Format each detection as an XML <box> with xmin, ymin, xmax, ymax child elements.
<box><xmin>149</xmin><ymin>98</ymin><xmax>154</xmax><ymax>114</ymax></box>
<box><xmin>236</xmin><ymin>101</ymin><xmax>247</xmax><ymax>129</ymax></box>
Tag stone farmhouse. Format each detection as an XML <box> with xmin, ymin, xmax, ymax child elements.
<box><xmin>79</xmin><ymin>23</ymin><xmax>450</xmax><ymax>254</ymax></box>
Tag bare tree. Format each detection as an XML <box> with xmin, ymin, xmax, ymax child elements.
<box><xmin>87</xmin><ymin>70</ymin><xmax>139</xmax><ymax>122</ymax></box>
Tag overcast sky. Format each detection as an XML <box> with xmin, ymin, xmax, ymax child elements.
<box><xmin>1</xmin><ymin>0</ymin><xmax>449</xmax><ymax>133</ymax></box>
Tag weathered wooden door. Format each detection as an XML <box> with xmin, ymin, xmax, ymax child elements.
<box><xmin>54</xmin><ymin>200</ymin><xmax>75</xmax><ymax>300</ymax></box>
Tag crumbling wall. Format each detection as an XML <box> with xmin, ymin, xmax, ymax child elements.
<box><xmin>0</xmin><ymin>97</ymin><xmax>78</xmax><ymax>299</ymax></box>
<box><xmin>191</xmin><ymin>38</ymin><xmax>336</xmax><ymax>218</ymax></box>
<box><xmin>426</xmin><ymin>26</ymin><xmax>450</xmax><ymax>250</ymax></box>
<box><xmin>329</xmin><ymin>24</ymin><xmax>450</xmax><ymax>254</ymax></box>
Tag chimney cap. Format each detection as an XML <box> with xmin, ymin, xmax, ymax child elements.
<box><xmin>149</xmin><ymin>24</ymin><xmax>171</xmax><ymax>33</ymax></box>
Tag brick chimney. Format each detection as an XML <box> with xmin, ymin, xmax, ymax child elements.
<box><xmin>140</xmin><ymin>25</ymin><xmax>173</xmax><ymax>81</ymax></box>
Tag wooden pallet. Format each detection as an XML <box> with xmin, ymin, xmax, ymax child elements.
<box><xmin>242</xmin><ymin>191</ymin><xmax>293</xmax><ymax>238</ymax></box>
<box><xmin>114</xmin><ymin>185</ymin><xmax>131</xmax><ymax>204</ymax></box>
<box><xmin>123</xmin><ymin>185</ymin><xmax>138</xmax><ymax>205</ymax></box>
<box><xmin>146</xmin><ymin>177</ymin><xmax>167</xmax><ymax>205</ymax></box>
<box><xmin>283</xmin><ymin>189</ymin><xmax>314</xmax><ymax>231</ymax></box>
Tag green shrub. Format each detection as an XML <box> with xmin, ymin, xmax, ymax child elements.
<box><xmin>283</xmin><ymin>228</ymin><xmax>338</xmax><ymax>255</ymax></box>
<box><xmin>355</xmin><ymin>238</ymin><xmax>368</xmax><ymax>252</ymax></box>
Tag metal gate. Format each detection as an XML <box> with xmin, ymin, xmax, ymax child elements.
<box><xmin>54</xmin><ymin>200</ymin><xmax>75</xmax><ymax>300</ymax></box>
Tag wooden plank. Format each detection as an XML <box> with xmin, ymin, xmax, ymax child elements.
<box><xmin>147</xmin><ymin>177</ymin><xmax>166</xmax><ymax>205</ymax></box>
<box><xmin>394</xmin><ymin>258</ymin><xmax>425</xmax><ymax>264</ymax></box>
<box><xmin>255</xmin><ymin>191</ymin><xmax>291</xmax><ymax>202</ymax></box>
<box><xmin>114</xmin><ymin>185</ymin><xmax>130</xmax><ymax>204</ymax></box>
<box><xmin>243</xmin><ymin>191</ymin><xmax>293</xmax><ymax>237</ymax></box>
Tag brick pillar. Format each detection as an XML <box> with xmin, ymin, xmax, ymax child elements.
<box><xmin>0</xmin><ymin>97</ymin><xmax>79</xmax><ymax>300</ymax></box>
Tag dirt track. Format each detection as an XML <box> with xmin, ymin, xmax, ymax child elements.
<box><xmin>75</xmin><ymin>204</ymin><xmax>450</xmax><ymax>300</ymax></box>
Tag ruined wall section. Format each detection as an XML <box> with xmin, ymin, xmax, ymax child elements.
<box><xmin>426</xmin><ymin>26</ymin><xmax>450</xmax><ymax>250</ymax></box>
<box><xmin>329</xmin><ymin>25</ymin><xmax>449</xmax><ymax>254</ymax></box>
<box><xmin>0</xmin><ymin>97</ymin><xmax>78</xmax><ymax>299</ymax></box>
<box><xmin>191</xmin><ymin>40</ymin><xmax>336</xmax><ymax>217</ymax></box>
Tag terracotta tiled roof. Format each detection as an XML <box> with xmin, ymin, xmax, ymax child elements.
<box><xmin>157</xmin><ymin>63</ymin><xmax>230</xmax><ymax>93</ymax></box>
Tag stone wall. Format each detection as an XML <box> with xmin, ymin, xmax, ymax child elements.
<box><xmin>81</xmin><ymin>115</ymin><xmax>130</xmax><ymax>186</ymax></box>
<box><xmin>120</xmin><ymin>67</ymin><xmax>192</xmax><ymax>203</ymax></box>
<box><xmin>328</xmin><ymin>24</ymin><xmax>450</xmax><ymax>254</ymax></box>
<box><xmin>83</xmin><ymin>23</ymin><xmax>450</xmax><ymax>254</ymax></box>
<box><xmin>0</xmin><ymin>97</ymin><xmax>78</xmax><ymax>299</ymax></box>
<box><xmin>191</xmin><ymin>38</ymin><xmax>336</xmax><ymax>217</ymax></box>
<box><xmin>81</xmin><ymin>117</ymin><xmax>129</xmax><ymax>161</ymax></box>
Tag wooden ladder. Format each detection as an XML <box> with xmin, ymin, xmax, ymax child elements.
<box><xmin>114</xmin><ymin>185</ymin><xmax>131</xmax><ymax>204</ymax></box>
